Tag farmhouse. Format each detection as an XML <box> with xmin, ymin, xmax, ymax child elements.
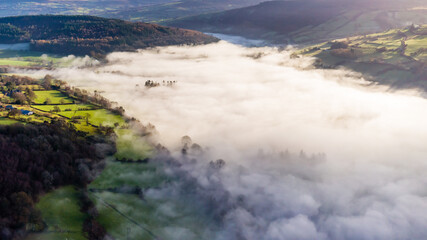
<box><xmin>20</xmin><ymin>110</ymin><xmax>34</xmax><ymax>115</ymax></box>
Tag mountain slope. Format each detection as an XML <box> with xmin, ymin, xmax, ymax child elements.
<box><xmin>168</xmin><ymin>0</ymin><xmax>427</xmax><ymax>44</ymax></box>
<box><xmin>0</xmin><ymin>15</ymin><xmax>218</xmax><ymax>56</ymax></box>
<box><xmin>109</xmin><ymin>0</ymin><xmax>268</xmax><ymax>23</ymax></box>
<box><xmin>0</xmin><ymin>0</ymin><xmax>267</xmax><ymax>23</ymax></box>
<box><xmin>299</xmin><ymin>25</ymin><xmax>427</xmax><ymax>90</ymax></box>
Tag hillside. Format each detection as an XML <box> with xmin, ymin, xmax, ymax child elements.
<box><xmin>0</xmin><ymin>0</ymin><xmax>266</xmax><ymax>23</ymax></box>
<box><xmin>168</xmin><ymin>0</ymin><xmax>427</xmax><ymax>44</ymax></box>
<box><xmin>109</xmin><ymin>0</ymin><xmax>267</xmax><ymax>23</ymax></box>
<box><xmin>299</xmin><ymin>25</ymin><xmax>427</xmax><ymax>90</ymax></box>
<box><xmin>0</xmin><ymin>15</ymin><xmax>218</xmax><ymax>56</ymax></box>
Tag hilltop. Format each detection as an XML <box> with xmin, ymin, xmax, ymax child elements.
<box><xmin>299</xmin><ymin>25</ymin><xmax>427</xmax><ymax>90</ymax></box>
<box><xmin>0</xmin><ymin>15</ymin><xmax>218</xmax><ymax>56</ymax></box>
<box><xmin>168</xmin><ymin>0</ymin><xmax>427</xmax><ymax>44</ymax></box>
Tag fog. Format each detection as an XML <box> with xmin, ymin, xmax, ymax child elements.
<box><xmin>28</xmin><ymin>41</ymin><xmax>427</xmax><ymax>239</ymax></box>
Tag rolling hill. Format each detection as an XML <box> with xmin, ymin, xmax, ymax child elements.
<box><xmin>299</xmin><ymin>25</ymin><xmax>427</xmax><ymax>90</ymax></box>
<box><xmin>0</xmin><ymin>15</ymin><xmax>218</xmax><ymax>56</ymax></box>
<box><xmin>168</xmin><ymin>0</ymin><xmax>427</xmax><ymax>44</ymax></box>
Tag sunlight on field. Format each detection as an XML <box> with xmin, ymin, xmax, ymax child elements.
<box><xmin>33</xmin><ymin>90</ymin><xmax>74</xmax><ymax>104</ymax></box>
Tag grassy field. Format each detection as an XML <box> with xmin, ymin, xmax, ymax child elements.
<box><xmin>0</xmin><ymin>117</ymin><xmax>21</xmax><ymax>125</ymax></box>
<box><xmin>115</xmin><ymin>129</ymin><xmax>153</xmax><ymax>160</ymax></box>
<box><xmin>32</xmin><ymin>104</ymin><xmax>95</xmax><ymax>112</ymax></box>
<box><xmin>0</xmin><ymin>50</ymin><xmax>64</xmax><ymax>67</ymax></box>
<box><xmin>91</xmin><ymin>191</ymin><xmax>211</xmax><ymax>240</ymax></box>
<box><xmin>90</xmin><ymin>159</ymin><xmax>166</xmax><ymax>190</ymax></box>
<box><xmin>33</xmin><ymin>90</ymin><xmax>74</xmax><ymax>104</ymax></box>
<box><xmin>89</xmin><ymin>157</ymin><xmax>210</xmax><ymax>240</ymax></box>
<box><xmin>59</xmin><ymin>109</ymin><xmax>125</xmax><ymax>127</ymax></box>
<box><xmin>25</xmin><ymin>186</ymin><xmax>87</xmax><ymax>240</ymax></box>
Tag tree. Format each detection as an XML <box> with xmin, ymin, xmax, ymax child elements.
<box><xmin>11</xmin><ymin>92</ymin><xmax>27</xmax><ymax>104</ymax></box>
<box><xmin>53</xmin><ymin>106</ymin><xmax>61</xmax><ymax>112</ymax></box>
<box><xmin>330</xmin><ymin>41</ymin><xmax>349</xmax><ymax>50</ymax></box>
<box><xmin>44</xmin><ymin>98</ymin><xmax>51</xmax><ymax>105</ymax></box>
<box><xmin>42</xmin><ymin>75</ymin><xmax>53</xmax><ymax>90</ymax></box>
<box><xmin>25</xmin><ymin>87</ymin><xmax>36</xmax><ymax>101</ymax></box>
<box><xmin>85</xmin><ymin>113</ymin><xmax>90</xmax><ymax>126</ymax></box>
<box><xmin>10</xmin><ymin>192</ymin><xmax>33</xmax><ymax>226</ymax></box>
<box><xmin>8</xmin><ymin>108</ymin><xmax>20</xmax><ymax>116</ymax></box>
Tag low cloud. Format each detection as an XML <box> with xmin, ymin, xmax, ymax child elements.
<box><xmin>26</xmin><ymin>41</ymin><xmax>427</xmax><ymax>239</ymax></box>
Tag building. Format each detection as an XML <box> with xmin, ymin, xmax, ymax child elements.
<box><xmin>20</xmin><ymin>110</ymin><xmax>34</xmax><ymax>115</ymax></box>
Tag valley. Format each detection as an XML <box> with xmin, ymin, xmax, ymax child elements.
<box><xmin>0</xmin><ymin>1</ymin><xmax>427</xmax><ymax>239</ymax></box>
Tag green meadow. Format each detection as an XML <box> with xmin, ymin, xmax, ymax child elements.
<box><xmin>59</xmin><ymin>109</ymin><xmax>125</xmax><ymax>127</ymax></box>
<box><xmin>33</xmin><ymin>90</ymin><xmax>74</xmax><ymax>104</ymax></box>
<box><xmin>25</xmin><ymin>186</ymin><xmax>87</xmax><ymax>240</ymax></box>
<box><xmin>32</xmin><ymin>104</ymin><xmax>95</xmax><ymax>112</ymax></box>
<box><xmin>0</xmin><ymin>117</ymin><xmax>21</xmax><ymax>125</ymax></box>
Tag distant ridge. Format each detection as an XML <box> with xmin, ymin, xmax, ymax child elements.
<box><xmin>167</xmin><ymin>0</ymin><xmax>427</xmax><ymax>44</ymax></box>
<box><xmin>0</xmin><ymin>15</ymin><xmax>219</xmax><ymax>56</ymax></box>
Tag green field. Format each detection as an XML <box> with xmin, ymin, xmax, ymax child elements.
<box><xmin>33</xmin><ymin>90</ymin><xmax>74</xmax><ymax>104</ymax></box>
<box><xmin>115</xmin><ymin>129</ymin><xmax>153</xmax><ymax>160</ymax></box>
<box><xmin>89</xmin><ymin>158</ymin><xmax>210</xmax><ymax>240</ymax></box>
<box><xmin>0</xmin><ymin>50</ymin><xmax>64</xmax><ymax>67</ymax></box>
<box><xmin>25</xmin><ymin>186</ymin><xmax>86</xmax><ymax>240</ymax></box>
<box><xmin>59</xmin><ymin>109</ymin><xmax>125</xmax><ymax>127</ymax></box>
<box><xmin>0</xmin><ymin>59</ymin><xmax>33</xmax><ymax>67</ymax></box>
<box><xmin>32</xmin><ymin>104</ymin><xmax>95</xmax><ymax>112</ymax></box>
<box><xmin>90</xmin><ymin>159</ymin><xmax>166</xmax><ymax>190</ymax></box>
<box><xmin>0</xmin><ymin>117</ymin><xmax>21</xmax><ymax>125</ymax></box>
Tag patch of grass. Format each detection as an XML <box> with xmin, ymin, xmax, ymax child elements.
<box><xmin>33</xmin><ymin>90</ymin><xmax>74</xmax><ymax>104</ymax></box>
<box><xmin>115</xmin><ymin>129</ymin><xmax>153</xmax><ymax>161</ymax></box>
<box><xmin>0</xmin><ymin>59</ymin><xmax>33</xmax><ymax>66</ymax></box>
<box><xmin>26</xmin><ymin>186</ymin><xmax>86</xmax><ymax>240</ymax></box>
<box><xmin>0</xmin><ymin>117</ymin><xmax>21</xmax><ymax>125</ymax></box>
<box><xmin>58</xmin><ymin>109</ymin><xmax>124</xmax><ymax>127</ymax></box>
<box><xmin>32</xmin><ymin>104</ymin><xmax>95</xmax><ymax>112</ymax></box>
<box><xmin>89</xmin><ymin>159</ymin><xmax>167</xmax><ymax>190</ymax></box>
<box><xmin>91</xmin><ymin>191</ymin><xmax>209</xmax><ymax>240</ymax></box>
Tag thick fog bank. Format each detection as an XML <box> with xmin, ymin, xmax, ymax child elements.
<box><xmin>28</xmin><ymin>42</ymin><xmax>427</xmax><ymax>240</ymax></box>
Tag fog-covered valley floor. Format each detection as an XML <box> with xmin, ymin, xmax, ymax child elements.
<box><xmin>27</xmin><ymin>41</ymin><xmax>427</xmax><ymax>240</ymax></box>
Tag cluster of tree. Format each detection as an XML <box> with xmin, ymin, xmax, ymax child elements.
<box><xmin>144</xmin><ymin>80</ymin><xmax>177</xmax><ymax>88</ymax></box>
<box><xmin>330</xmin><ymin>48</ymin><xmax>359</xmax><ymax>59</ymax></box>
<box><xmin>0</xmin><ymin>15</ymin><xmax>218</xmax><ymax>56</ymax></box>
<box><xmin>79</xmin><ymin>191</ymin><xmax>107</xmax><ymax>240</ymax></box>
<box><xmin>329</xmin><ymin>41</ymin><xmax>349</xmax><ymax>50</ymax></box>
<box><xmin>0</xmin><ymin>75</ymin><xmax>38</xmax><ymax>104</ymax></box>
<box><xmin>0</xmin><ymin>23</ymin><xmax>29</xmax><ymax>43</ymax></box>
<box><xmin>0</xmin><ymin>120</ymin><xmax>114</xmax><ymax>239</ymax></box>
<box><xmin>0</xmin><ymin>75</ymin><xmax>38</xmax><ymax>89</ymax></box>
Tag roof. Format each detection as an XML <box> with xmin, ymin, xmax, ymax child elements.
<box><xmin>20</xmin><ymin>110</ymin><xmax>33</xmax><ymax>115</ymax></box>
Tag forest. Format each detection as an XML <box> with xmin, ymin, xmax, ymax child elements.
<box><xmin>0</xmin><ymin>15</ymin><xmax>218</xmax><ymax>56</ymax></box>
<box><xmin>0</xmin><ymin>121</ymin><xmax>114</xmax><ymax>239</ymax></box>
